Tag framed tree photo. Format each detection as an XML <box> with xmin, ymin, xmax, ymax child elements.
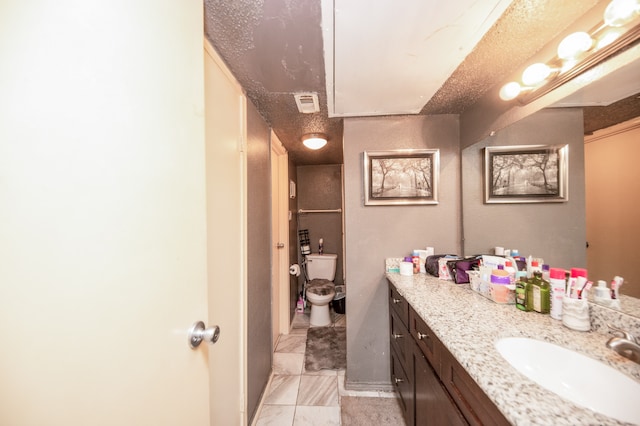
<box><xmin>484</xmin><ymin>144</ymin><xmax>568</xmax><ymax>204</ymax></box>
<box><xmin>363</xmin><ymin>149</ymin><xmax>439</xmax><ymax>206</ymax></box>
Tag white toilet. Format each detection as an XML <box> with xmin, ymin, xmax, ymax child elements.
<box><xmin>305</xmin><ymin>253</ymin><xmax>337</xmax><ymax>327</ymax></box>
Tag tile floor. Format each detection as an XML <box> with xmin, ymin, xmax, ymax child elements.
<box><xmin>253</xmin><ymin>310</ymin><xmax>397</xmax><ymax>425</ymax></box>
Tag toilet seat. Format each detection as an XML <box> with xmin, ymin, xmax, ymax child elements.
<box><xmin>306</xmin><ymin>279</ymin><xmax>335</xmax><ymax>296</ymax></box>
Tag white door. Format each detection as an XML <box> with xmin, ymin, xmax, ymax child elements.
<box><xmin>0</xmin><ymin>2</ymin><xmax>245</xmax><ymax>425</ymax></box>
<box><xmin>270</xmin><ymin>133</ymin><xmax>290</xmax><ymax>348</ymax></box>
<box><xmin>204</xmin><ymin>41</ymin><xmax>247</xmax><ymax>424</ymax></box>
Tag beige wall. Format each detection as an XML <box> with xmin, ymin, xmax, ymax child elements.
<box><xmin>585</xmin><ymin>124</ymin><xmax>640</xmax><ymax>298</ymax></box>
<box><xmin>343</xmin><ymin>115</ymin><xmax>461</xmax><ymax>389</ymax></box>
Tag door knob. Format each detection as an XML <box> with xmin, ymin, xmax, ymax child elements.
<box><xmin>276</xmin><ymin>243</ymin><xmax>285</xmax><ymax>248</ymax></box>
<box><xmin>188</xmin><ymin>321</ymin><xmax>220</xmax><ymax>349</ymax></box>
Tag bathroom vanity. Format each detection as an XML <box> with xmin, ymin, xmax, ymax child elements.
<box><xmin>387</xmin><ymin>272</ymin><xmax>640</xmax><ymax>426</ymax></box>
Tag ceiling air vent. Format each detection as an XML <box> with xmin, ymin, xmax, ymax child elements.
<box><xmin>294</xmin><ymin>92</ymin><xmax>320</xmax><ymax>114</ymax></box>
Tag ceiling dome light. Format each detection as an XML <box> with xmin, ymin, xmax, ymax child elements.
<box><xmin>302</xmin><ymin>134</ymin><xmax>327</xmax><ymax>150</ymax></box>
<box><xmin>604</xmin><ymin>0</ymin><xmax>640</xmax><ymax>27</ymax></box>
<box><xmin>499</xmin><ymin>82</ymin><xmax>522</xmax><ymax>101</ymax></box>
<box><xmin>522</xmin><ymin>63</ymin><xmax>553</xmax><ymax>86</ymax></box>
<box><xmin>557</xmin><ymin>32</ymin><xmax>593</xmax><ymax>60</ymax></box>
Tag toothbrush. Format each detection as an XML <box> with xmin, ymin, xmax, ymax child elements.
<box><xmin>578</xmin><ymin>280</ymin><xmax>592</xmax><ymax>299</ymax></box>
<box><xmin>573</xmin><ymin>276</ymin><xmax>587</xmax><ymax>299</ymax></box>
<box><xmin>610</xmin><ymin>276</ymin><xmax>624</xmax><ymax>299</ymax></box>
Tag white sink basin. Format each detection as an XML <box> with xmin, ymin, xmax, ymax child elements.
<box><xmin>496</xmin><ymin>337</ymin><xmax>640</xmax><ymax>424</ymax></box>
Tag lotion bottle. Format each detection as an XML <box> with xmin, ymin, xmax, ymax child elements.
<box><xmin>529</xmin><ymin>271</ymin><xmax>550</xmax><ymax>314</ymax></box>
<box><xmin>515</xmin><ymin>272</ymin><xmax>529</xmax><ymax>311</ymax></box>
<box><xmin>504</xmin><ymin>260</ymin><xmax>516</xmax><ymax>284</ymax></box>
<box><xmin>549</xmin><ymin>268</ymin><xmax>566</xmax><ymax>320</ymax></box>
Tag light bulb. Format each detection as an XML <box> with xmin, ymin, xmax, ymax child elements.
<box><xmin>522</xmin><ymin>63</ymin><xmax>552</xmax><ymax>86</ymax></box>
<box><xmin>604</xmin><ymin>0</ymin><xmax>640</xmax><ymax>27</ymax></box>
<box><xmin>557</xmin><ymin>32</ymin><xmax>593</xmax><ymax>60</ymax></box>
<box><xmin>499</xmin><ymin>82</ymin><xmax>522</xmax><ymax>101</ymax></box>
<box><xmin>596</xmin><ymin>27</ymin><xmax>625</xmax><ymax>49</ymax></box>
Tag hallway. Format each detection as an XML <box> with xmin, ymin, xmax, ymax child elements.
<box><xmin>254</xmin><ymin>311</ymin><xmax>404</xmax><ymax>425</ymax></box>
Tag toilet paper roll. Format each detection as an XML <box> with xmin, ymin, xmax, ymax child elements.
<box><xmin>425</xmin><ymin>247</ymin><xmax>434</xmax><ymax>257</ymax></box>
<box><xmin>494</xmin><ymin>246</ymin><xmax>504</xmax><ymax>256</ymax></box>
<box><xmin>289</xmin><ymin>264</ymin><xmax>301</xmax><ymax>276</ymax></box>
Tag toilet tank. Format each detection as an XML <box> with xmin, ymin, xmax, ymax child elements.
<box><xmin>306</xmin><ymin>253</ymin><xmax>337</xmax><ymax>280</ymax></box>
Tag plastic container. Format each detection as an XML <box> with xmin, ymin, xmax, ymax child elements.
<box><xmin>562</xmin><ymin>296</ymin><xmax>590</xmax><ymax>331</ymax></box>
<box><xmin>567</xmin><ymin>268</ymin><xmax>588</xmax><ymax>298</ymax></box>
<box><xmin>489</xmin><ymin>283</ymin><xmax>516</xmax><ymax>304</ymax></box>
<box><xmin>504</xmin><ymin>260</ymin><xmax>516</xmax><ymax>284</ymax></box>
<box><xmin>595</xmin><ymin>280</ymin><xmax>610</xmax><ymax>299</ymax></box>
<box><xmin>470</xmin><ymin>270</ymin><xmax>515</xmax><ymax>304</ymax></box>
<box><xmin>411</xmin><ymin>251</ymin><xmax>420</xmax><ymax>274</ymax></box>
<box><xmin>490</xmin><ymin>269</ymin><xmax>515</xmax><ymax>304</ymax></box>
<box><xmin>549</xmin><ymin>268</ymin><xmax>566</xmax><ymax>320</ymax></box>
<box><xmin>400</xmin><ymin>259</ymin><xmax>413</xmax><ymax>276</ymax></box>
<box><xmin>332</xmin><ymin>292</ymin><xmax>346</xmax><ymax>314</ymax></box>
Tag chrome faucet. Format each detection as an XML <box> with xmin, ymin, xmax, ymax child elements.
<box><xmin>606</xmin><ymin>324</ymin><xmax>640</xmax><ymax>365</ymax></box>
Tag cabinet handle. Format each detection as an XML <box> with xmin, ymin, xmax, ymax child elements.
<box><xmin>392</xmin><ymin>333</ymin><xmax>404</xmax><ymax>339</ymax></box>
<box><xmin>417</xmin><ymin>332</ymin><xmax>428</xmax><ymax>340</ymax></box>
<box><xmin>392</xmin><ymin>298</ymin><xmax>401</xmax><ymax>304</ymax></box>
<box><xmin>394</xmin><ymin>377</ymin><xmax>404</xmax><ymax>384</ymax></box>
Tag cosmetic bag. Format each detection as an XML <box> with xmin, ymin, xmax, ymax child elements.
<box><xmin>447</xmin><ymin>255</ymin><xmax>483</xmax><ymax>284</ymax></box>
<box><xmin>425</xmin><ymin>254</ymin><xmax>459</xmax><ymax>277</ymax></box>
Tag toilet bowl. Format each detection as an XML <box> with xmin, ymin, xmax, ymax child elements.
<box><xmin>306</xmin><ymin>280</ymin><xmax>335</xmax><ymax>327</ymax></box>
<box><xmin>305</xmin><ymin>253</ymin><xmax>338</xmax><ymax>327</ymax></box>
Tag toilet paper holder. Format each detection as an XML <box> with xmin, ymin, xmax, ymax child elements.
<box><xmin>289</xmin><ymin>264</ymin><xmax>301</xmax><ymax>276</ymax></box>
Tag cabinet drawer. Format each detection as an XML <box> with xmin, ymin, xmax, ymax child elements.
<box><xmin>389</xmin><ymin>283</ymin><xmax>409</xmax><ymax>328</ymax></box>
<box><xmin>390</xmin><ymin>309</ymin><xmax>409</xmax><ymax>366</ymax></box>
<box><xmin>409</xmin><ymin>306</ymin><xmax>441</xmax><ymax>373</ymax></box>
<box><xmin>441</xmin><ymin>349</ymin><xmax>510</xmax><ymax>426</ymax></box>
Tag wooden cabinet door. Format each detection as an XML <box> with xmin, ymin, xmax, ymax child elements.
<box><xmin>414</xmin><ymin>344</ymin><xmax>467</xmax><ymax>426</ymax></box>
<box><xmin>391</xmin><ymin>347</ymin><xmax>414</xmax><ymax>426</ymax></box>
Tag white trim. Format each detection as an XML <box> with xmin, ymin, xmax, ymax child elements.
<box><xmin>584</xmin><ymin>117</ymin><xmax>640</xmax><ymax>144</ymax></box>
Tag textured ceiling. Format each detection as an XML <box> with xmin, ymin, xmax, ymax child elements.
<box><xmin>204</xmin><ymin>0</ymin><xmax>637</xmax><ymax>165</ymax></box>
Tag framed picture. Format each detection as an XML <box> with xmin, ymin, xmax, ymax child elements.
<box><xmin>363</xmin><ymin>149</ymin><xmax>439</xmax><ymax>206</ymax></box>
<box><xmin>484</xmin><ymin>144</ymin><xmax>568</xmax><ymax>204</ymax></box>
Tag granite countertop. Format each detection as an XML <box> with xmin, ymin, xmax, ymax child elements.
<box><xmin>386</xmin><ymin>272</ymin><xmax>640</xmax><ymax>426</ymax></box>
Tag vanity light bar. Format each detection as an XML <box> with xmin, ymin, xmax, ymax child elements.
<box><xmin>499</xmin><ymin>0</ymin><xmax>640</xmax><ymax>103</ymax></box>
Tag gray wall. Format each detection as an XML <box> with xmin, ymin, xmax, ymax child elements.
<box><xmin>461</xmin><ymin>108</ymin><xmax>586</xmax><ymax>269</ymax></box>
<box><xmin>343</xmin><ymin>115</ymin><xmax>461</xmax><ymax>389</ymax></box>
<box><xmin>297</xmin><ymin>165</ymin><xmax>344</xmax><ymax>287</ymax></box>
<box><xmin>246</xmin><ymin>101</ymin><xmax>272</xmax><ymax>421</ymax></box>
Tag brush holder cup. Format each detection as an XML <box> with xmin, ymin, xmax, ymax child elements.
<box><xmin>562</xmin><ymin>297</ymin><xmax>591</xmax><ymax>331</ymax></box>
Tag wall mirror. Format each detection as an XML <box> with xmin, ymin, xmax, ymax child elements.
<box><xmin>461</xmin><ymin>50</ymin><xmax>640</xmax><ymax>319</ymax></box>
